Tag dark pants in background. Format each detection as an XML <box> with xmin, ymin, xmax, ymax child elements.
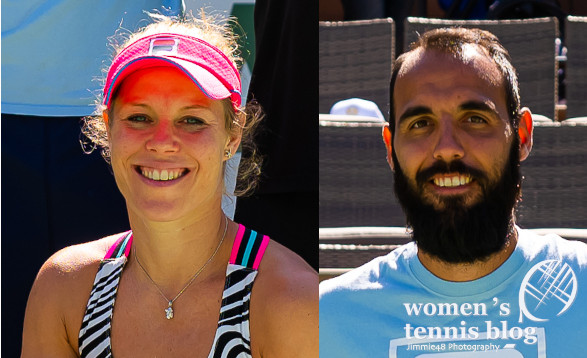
<box><xmin>1</xmin><ymin>114</ymin><xmax>129</xmax><ymax>357</ymax></box>
<box><xmin>235</xmin><ymin>0</ymin><xmax>319</xmax><ymax>270</ymax></box>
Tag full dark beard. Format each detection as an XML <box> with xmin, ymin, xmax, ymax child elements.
<box><xmin>392</xmin><ymin>140</ymin><xmax>521</xmax><ymax>264</ymax></box>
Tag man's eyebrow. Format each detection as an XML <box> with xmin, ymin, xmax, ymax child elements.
<box><xmin>458</xmin><ymin>100</ymin><xmax>498</xmax><ymax>115</ymax></box>
<box><xmin>398</xmin><ymin>106</ymin><xmax>433</xmax><ymax>125</ymax></box>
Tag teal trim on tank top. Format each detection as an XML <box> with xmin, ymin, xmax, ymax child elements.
<box><xmin>241</xmin><ymin>230</ymin><xmax>258</xmax><ymax>267</ymax></box>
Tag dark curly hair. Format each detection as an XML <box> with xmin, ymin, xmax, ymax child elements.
<box><xmin>389</xmin><ymin>27</ymin><xmax>521</xmax><ymax>135</ymax></box>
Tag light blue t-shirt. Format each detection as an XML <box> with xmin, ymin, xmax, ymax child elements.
<box><xmin>1</xmin><ymin>0</ymin><xmax>183</xmax><ymax>116</ymax></box>
<box><xmin>320</xmin><ymin>229</ymin><xmax>587</xmax><ymax>357</ymax></box>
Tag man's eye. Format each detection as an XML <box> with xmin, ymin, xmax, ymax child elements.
<box><xmin>467</xmin><ymin>115</ymin><xmax>487</xmax><ymax>124</ymax></box>
<box><xmin>410</xmin><ymin>119</ymin><xmax>430</xmax><ymax>129</ymax></box>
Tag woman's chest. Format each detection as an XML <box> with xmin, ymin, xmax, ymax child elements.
<box><xmin>109</xmin><ymin>273</ymin><xmax>227</xmax><ymax>358</ymax></box>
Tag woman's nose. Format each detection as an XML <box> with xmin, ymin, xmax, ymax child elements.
<box><xmin>145</xmin><ymin>121</ymin><xmax>179</xmax><ymax>153</ymax></box>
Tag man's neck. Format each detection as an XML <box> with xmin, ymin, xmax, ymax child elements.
<box><xmin>416</xmin><ymin>229</ymin><xmax>518</xmax><ymax>282</ymax></box>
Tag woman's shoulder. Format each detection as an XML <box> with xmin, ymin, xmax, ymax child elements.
<box><xmin>30</xmin><ymin>233</ymin><xmax>125</xmax><ymax>314</ymax></box>
<box><xmin>22</xmin><ymin>233</ymin><xmax>127</xmax><ymax>356</ymax></box>
<box><xmin>256</xmin><ymin>239</ymin><xmax>317</xmax><ymax>294</ymax></box>
<box><xmin>40</xmin><ymin>233</ymin><xmax>123</xmax><ymax>279</ymax></box>
<box><xmin>250</xmin><ymin>240</ymin><xmax>318</xmax><ymax>357</ymax></box>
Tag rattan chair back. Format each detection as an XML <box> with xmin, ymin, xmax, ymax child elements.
<box><xmin>565</xmin><ymin>16</ymin><xmax>587</xmax><ymax>118</ymax></box>
<box><xmin>319</xmin><ymin>117</ymin><xmax>405</xmax><ymax>228</ymax></box>
<box><xmin>319</xmin><ymin>18</ymin><xmax>395</xmax><ymax>119</ymax></box>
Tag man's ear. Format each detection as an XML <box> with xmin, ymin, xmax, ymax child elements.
<box><xmin>382</xmin><ymin>125</ymin><xmax>394</xmax><ymax>171</ymax></box>
<box><xmin>518</xmin><ymin>107</ymin><xmax>533</xmax><ymax>162</ymax></box>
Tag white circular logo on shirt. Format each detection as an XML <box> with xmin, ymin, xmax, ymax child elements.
<box><xmin>518</xmin><ymin>259</ymin><xmax>577</xmax><ymax>322</ymax></box>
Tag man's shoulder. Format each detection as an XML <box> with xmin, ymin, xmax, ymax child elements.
<box><xmin>518</xmin><ymin>228</ymin><xmax>587</xmax><ymax>255</ymax></box>
<box><xmin>319</xmin><ymin>242</ymin><xmax>419</xmax><ymax>353</ymax></box>
<box><xmin>319</xmin><ymin>242</ymin><xmax>417</xmax><ymax>300</ymax></box>
<box><xmin>518</xmin><ymin>228</ymin><xmax>587</xmax><ymax>267</ymax></box>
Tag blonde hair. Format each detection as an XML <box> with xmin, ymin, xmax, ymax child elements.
<box><xmin>81</xmin><ymin>11</ymin><xmax>263</xmax><ymax>197</ymax></box>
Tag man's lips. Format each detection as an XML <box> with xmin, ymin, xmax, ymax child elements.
<box><xmin>431</xmin><ymin>173</ymin><xmax>473</xmax><ymax>188</ymax></box>
<box><xmin>134</xmin><ymin>166</ymin><xmax>189</xmax><ymax>181</ymax></box>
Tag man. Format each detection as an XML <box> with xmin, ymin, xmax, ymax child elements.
<box><xmin>320</xmin><ymin>27</ymin><xmax>587</xmax><ymax>357</ymax></box>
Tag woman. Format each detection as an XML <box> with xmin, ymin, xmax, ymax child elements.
<box><xmin>22</xmin><ymin>14</ymin><xmax>318</xmax><ymax>358</ymax></box>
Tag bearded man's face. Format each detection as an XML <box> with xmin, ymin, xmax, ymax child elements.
<box><xmin>390</xmin><ymin>49</ymin><xmax>523</xmax><ymax>263</ymax></box>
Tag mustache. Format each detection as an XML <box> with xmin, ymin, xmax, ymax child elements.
<box><xmin>415</xmin><ymin>160</ymin><xmax>489</xmax><ymax>187</ymax></box>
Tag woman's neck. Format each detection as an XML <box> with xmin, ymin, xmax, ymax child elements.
<box><xmin>126</xmin><ymin>207</ymin><xmax>234</xmax><ymax>288</ymax></box>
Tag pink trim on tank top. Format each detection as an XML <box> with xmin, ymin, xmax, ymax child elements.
<box><xmin>229</xmin><ymin>224</ymin><xmax>246</xmax><ymax>264</ymax></box>
<box><xmin>252</xmin><ymin>235</ymin><xmax>270</xmax><ymax>270</ymax></box>
<box><xmin>104</xmin><ymin>231</ymin><xmax>131</xmax><ymax>259</ymax></box>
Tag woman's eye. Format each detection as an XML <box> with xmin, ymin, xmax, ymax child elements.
<box><xmin>182</xmin><ymin>116</ymin><xmax>206</xmax><ymax>125</ymax></box>
<box><xmin>127</xmin><ymin>115</ymin><xmax>149</xmax><ymax>122</ymax></box>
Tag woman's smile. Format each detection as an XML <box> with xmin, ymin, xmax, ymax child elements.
<box><xmin>135</xmin><ymin>165</ymin><xmax>190</xmax><ymax>181</ymax></box>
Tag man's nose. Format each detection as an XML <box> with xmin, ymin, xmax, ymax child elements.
<box><xmin>433</xmin><ymin>119</ymin><xmax>464</xmax><ymax>162</ymax></box>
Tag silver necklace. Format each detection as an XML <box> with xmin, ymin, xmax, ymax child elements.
<box><xmin>134</xmin><ymin>216</ymin><xmax>228</xmax><ymax>320</ymax></box>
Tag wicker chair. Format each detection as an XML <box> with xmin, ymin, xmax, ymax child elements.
<box><xmin>319</xmin><ymin>18</ymin><xmax>395</xmax><ymax>120</ymax></box>
<box><xmin>404</xmin><ymin>17</ymin><xmax>559</xmax><ymax>120</ymax></box>
<box><xmin>518</xmin><ymin>120</ymin><xmax>587</xmax><ymax>228</ymax></box>
<box><xmin>319</xmin><ymin>226</ymin><xmax>587</xmax><ymax>277</ymax></box>
<box><xmin>319</xmin><ymin>121</ymin><xmax>587</xmax><ymax>273</ymax></box>
<box><xmin>565</xmin><ymin>16</ymin><xmax>587</xmax><ymax>118</ymax></box>
<box><xmin>319</xmin><ymin>115</ymin><xmax>406</xmax><ymax>228</ymax></box>
<box><xmin>319</xmin><ymin>118</ymin><xmax>587</xmax><ymax>229</ymax></box>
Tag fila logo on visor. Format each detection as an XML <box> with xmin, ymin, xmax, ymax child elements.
<box><xmin>149</xmin><ymin>37</ymin><xmax>179</xmax><ymax>56</ymax></box>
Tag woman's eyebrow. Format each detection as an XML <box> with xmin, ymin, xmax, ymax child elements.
<box><xmin>181</xmin><ymin>104</ymin><xmax>209</xmax><ymax>110</ymax></box>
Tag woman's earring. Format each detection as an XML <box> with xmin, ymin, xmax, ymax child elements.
<box><xmin>224</xmin><ymin>148</ymin><xmax>233</xmax><ymax>159</ymax></box>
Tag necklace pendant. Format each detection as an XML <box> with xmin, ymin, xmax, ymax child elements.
<box><xmin>165</xmin><ymin>302</ymin><xmax>174</xmax><ymax>320</ymax></box>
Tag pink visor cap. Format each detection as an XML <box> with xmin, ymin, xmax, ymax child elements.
<box><xmin>103</xmin><ymin>33</ymin><xmax>242</xmax><ymax>112</ymax></box>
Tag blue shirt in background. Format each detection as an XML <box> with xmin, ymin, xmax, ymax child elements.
<box><xmin>1</xmin><ymin>0</ymin><xmax>183</xmax><ymax>116</ymax></box>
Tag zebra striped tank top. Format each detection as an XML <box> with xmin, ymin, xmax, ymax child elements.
<box><xmin>78</xmin><ymin>224</ymin><xmax>270</xmax><ymax>358</ymax></box>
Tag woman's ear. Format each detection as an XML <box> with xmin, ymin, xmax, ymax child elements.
<box><xmin>518</xmin><ymin>108</ymin><xmax>533</xmax><ymax>162</ymax></box>
<box><xmin>382</xmin><ymin>125</ymin><xmax>394</xmax><ymax>171</ymax></box>
<box><xmin>224</xmin><ymin>113</ymin><xmax>244</xmax><ymax>161</ymax></box>
<box><xmin>103</xmin><ymin>110</ymin><xmax>111</xmax><ymax>141</ymax></box>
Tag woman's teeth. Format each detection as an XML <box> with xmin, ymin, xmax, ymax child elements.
<box><xmin>140</xmin><ymin>167</ymin><xmax>185</xmax><ymax>181</ymax></box>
